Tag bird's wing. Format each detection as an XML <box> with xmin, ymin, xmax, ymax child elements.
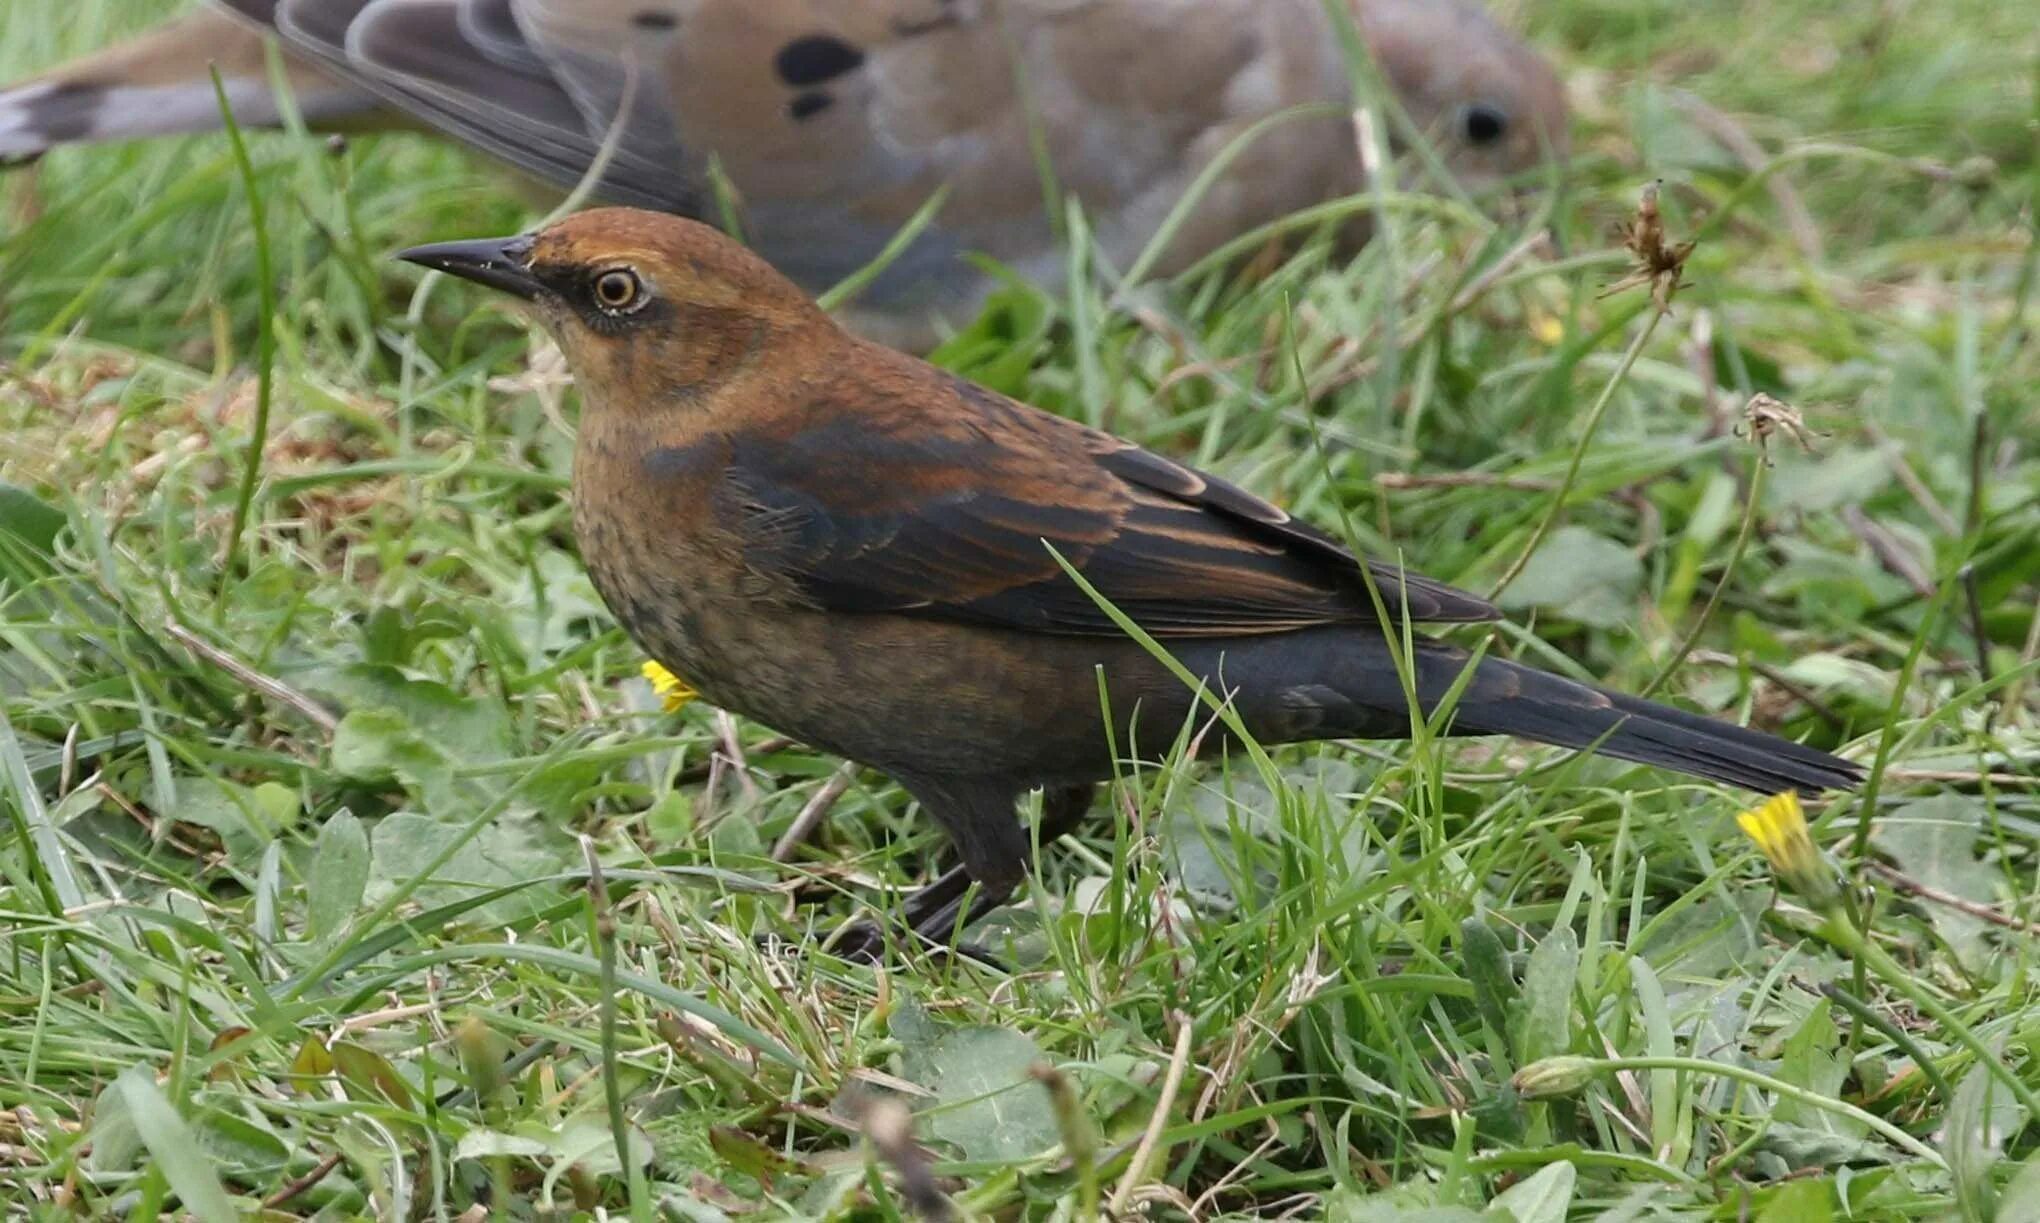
<box><xmin>699</xmin><ymin>367</ymin><xmax>1498</xmax><ymax>636</ymax></box>
<box><xmin>256</xmin><ymin>0</ymin><xmax>696</xmax><ymax>210</ymax></box>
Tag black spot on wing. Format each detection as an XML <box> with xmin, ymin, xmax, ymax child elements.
<box><xmin>633</xmin><ymin>10</ymin><xmax>679</xmax><ymax>31</ymax></box>
<box><xmin>788</xmin><ymin>92</ymin><xmax>834</xmax><ymax>120</ymax></box>
<box><xmin>17</xmin><ymin>82</ymin><xmax>102</xmax><ymax>146</ymax></box>
<box><xmin>775</xmin><ymin>36</ymin><xmax>865</xmax><ymax>87</ymax></box>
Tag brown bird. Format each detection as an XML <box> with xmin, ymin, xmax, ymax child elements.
<box><xmin>5</xmin><ymin>0</ymin><xmax>1568</xmax><ymax>348</ymax></box>
<box><xmin>399</xmin><ymin>207</ymin><xmax>1858</xmax><ymax>957</ymax></box>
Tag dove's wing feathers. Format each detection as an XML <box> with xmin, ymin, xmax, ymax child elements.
<box><xmin>261</xmin><ymin>0</ymin><xmax>692</xmax><ymax>210</ymax></box>
<box><xmin>457</xmin><ymin>0</ymin><xmax>551</xmax><ymax>75</ymax></box>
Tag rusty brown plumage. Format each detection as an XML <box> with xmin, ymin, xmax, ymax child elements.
<box><xmin>403</xmin><ymin>208</ymin><xmax>1860</xmax><ymax>959</ymax></box>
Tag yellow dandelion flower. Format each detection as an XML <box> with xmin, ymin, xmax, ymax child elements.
<box><xmin>1735</xmin><ymin>791</ymin><xmax>1840</xmax><ymax>911</ymax></box>
<box><xmin>641</xmin><ymin>661</ymin><xmax>699</xmax><ymax>713</ymax></box>
<box><xmin>1529</xmin><ymin>312</ymin><xmax>1566</xmax><ymax>346</ymax></box>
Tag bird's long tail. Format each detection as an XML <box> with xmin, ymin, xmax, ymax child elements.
<box><xmin>1267</xmin><ymin>634</ymin><xmax>1863</xmax><ymax>795</ymax></box>
<box><xmin>0</xmin><ymin>7</ymin><xmax>374</xmax><ymax>165</ymax></box>
<box><xmin>1406</xmin><ymin>640</ymin><xmax>1860</xmax><ymax>794</ymax></box>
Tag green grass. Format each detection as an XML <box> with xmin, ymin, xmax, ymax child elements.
<box><xmin>2</xmin><ymin>0</ymin><xmax>2038</xmax><ymax>1218</ymax></box>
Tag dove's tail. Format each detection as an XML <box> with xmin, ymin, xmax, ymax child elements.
<box><xmin>0</xmin><ymin>7</ymin><xmax>375</xmax><ymax>165</ymax></box>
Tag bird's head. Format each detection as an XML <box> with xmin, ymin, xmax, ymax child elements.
<box><xmin>399</xmin><ymin>207</ymin><xmax>823</xmax><ymax>405</ymax></box>
<box><xmin>1354</xmin><ymin>0</ymin><xmax>1569</xmax><ymax>191</ymax></box>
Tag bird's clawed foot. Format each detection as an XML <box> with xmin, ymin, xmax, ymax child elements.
<box><xmin>750</xmin><ymin>861</ymin><xmax>1009</xmax><ymax>966</ymax></box>
<box><xmin>815</xmin><ymin>862</ymin><xmax>1009</xmax><ymax>966</ymax></box>
<box><xmin>814</xmin><ymin>916</ymin><xmax>1008</xmax><ymax>970</ymax></box>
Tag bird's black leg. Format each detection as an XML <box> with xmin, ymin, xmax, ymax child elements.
<box><xmin>897</xmin><ymin>783</ymin><xmax>1098</xmax><ymax>948</ymax></box>
<box><xmin>828</xmin><ymin>782</ymin><xmax>1097</xmax><ymax>963</ymax></box>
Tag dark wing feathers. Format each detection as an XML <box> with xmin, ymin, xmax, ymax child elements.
<box><xmin>1087</xmin><ymin>436</ymin><xmax>1499</xmax><ymax>624</ymax></box>
<box><xmin>722</xmin><ymin>430</ymin><xmax>1118</xmax><ymax>617</ymax></box>
<box><xmin>702</xmin><ymin>371</ymin><xmax>1499</xmax><ymax>637</ymax></box>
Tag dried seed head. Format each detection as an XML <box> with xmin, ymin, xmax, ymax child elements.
<box><xmin>1735</xmin><ymin>393</ymin><xmax>1827</xmax><ymax>464</ymax></box>
<box><xmin>1602</xmin><ymin>179</ymin><xmax>1696</xmax><ymax>313</ymax></box>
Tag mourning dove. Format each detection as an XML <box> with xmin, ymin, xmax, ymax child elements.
<box><xmin>2</xmin><ymin>1</ymin><xmax>1567</xmax><ymax>346</ymax></box>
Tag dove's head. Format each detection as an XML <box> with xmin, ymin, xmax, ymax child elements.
<box><xmin>1355</xmin><ymin>0</ymin><xmax>1569</xmax><ymax>189</ymax></box>
<box><xmin>399</xmin><ymin>208</ymin><xmax>824</xmax><ymax>405</ymax></box>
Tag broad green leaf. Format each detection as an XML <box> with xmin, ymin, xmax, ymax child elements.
<box><xmin>1873</xmin><ymin>795</ymin><xmax>1999</xmax><ymax>970</ymax></box>
<box><xmin>2000</xmin><ymin>1150</ymin><xmax>2040</xmax><ymax>1221</ymax></box>
<box><xmin>1775</xmin><ymin>1001</ymin><xmax>1856</xmax><ymax>1135</ymax></box>
<box><xmin>1945</xmin><ymin>1056</ymin><xmax>2026</xmax><ymax>1221</ymax></box>
<box><xmin>1460</xmin><ymin>917</ymin><xmax>1517</xmax><ymax>1048</ymax></box>
<box><xmin>709</xmin><ymin>1125</ymin><xmax>809</xmax><ymax>1181</ymax></box>
<box><xmin>1326</xmin><ymin>1180</ymin><xmax>1484</xmax><ymax>1223</ymax></box>
<box><xmin>1757</xmin><ymin>1123</ymin><xmax>1888</xmax><ymax>1168</ymax></box>
<box><xmin>897</xmin><ymin>1017</ymin><xmax>1060</xmax><ymax>1163</ymax></box>
<box><xmin>0</xmin><ymin>481</ymin><xmax>65</xmax><ymax>584</ymax></box>
<box><xmin>1496</xmin><ymin>527</ymin><xmax>1643</xmax><ymax>628</ymax></box>
<box><xmin>0</xmin><ymin>482</ymin><xmax>65</xmax><ymax>554</ymax></box>
<box><xmin>1754</xmin><ymin>1177</ymin><xmax>1838</xmax><ymax>1222</ymax></box>
<box><xmin>85</xmin><ymin>1081</ymin><xmax>142</xmax><ymax>1174</ymax></box>
<box><xmin>308</xmin><ymin>810</ymin><xmax>370</xmax><ymax>941</ymax></box>
<box><xmin>1517</xmin><ymin>926</ymin><xmax>1578</xmax><ymax>1066</ymax></box>
<box><xmin>291</xmin><ymin>1034</ymin><xmax>335</xmax><ymax>1082</ymax></box>
<box><xmin>1767</xmin><ymin>446</ymin><xmax>1891</xmax><ymax>514</ymax></box>
<box><xmin>453</xmin><ymin>1117</ymin><xmax>653</xmax><ymax>1179</ymax></box>
<box><xmin>152</xmin><ymin>775</ymin><xmax>301</xmax><ymax>866</ymax></box>
<box><xmin>317</xmin><ymin>665</ymin><xmax>518</xmax><ymax>814</ymax></box>
<box><xmin>454</xmin><ymin>1129</ymin><xmax>551</xmax><ymax>1161</ymax></box>
<box><xmin>368</xmin><ymin>808</ymin><xmax>577</xmax><ymax>925</ymax></box>
<box><xmin>333</xmin><ymin>708</ymin><xmax>460</xmax><ymax>814</ymax></box>
<box><xmin>1779</xmin><ymin>653</ymin><xmax>1898</xmax><ymax>707</ymax></box>
<box><xmin>331</xmin><ymin>1041</ymin><xmax>416</xmax><ymax>1110</ymax></box>
<box><xmin>309</xmin><ymin>664</ymin><xmax>517</xmax><ymax>763</ymax></box>
<box><xmin>644</xmin><ymin>790</ymin><xmax>694</xmax><ymax>842</ymax></box>
<box><xmin>115</xmin><ymin>1065</ymin><xmax>240</xmax><ymax>1223</ymax></box>
<box><xmin>1627</xmin><ymin>958</ymin><xmax>1681</xmax><ymax>1157</ymax></box>
<box><xmin>199</xmin><ymin>1111</ymin><xmax>291</xmax><ymax>1179</ymax></box>
<box><xmin>1486</xmin><ymin>1159</ymin><xmax>1575</xmax><ymax>1223</ymax></box>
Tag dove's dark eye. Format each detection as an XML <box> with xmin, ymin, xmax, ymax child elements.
<box><xmin>592</xmin><ymin>268</ymin><xmax>646</xmax><ymax>313</ymax></box>
<box><xmin>1463</xmin><ymin>104</ymin><xmax>1509</xmax><ymax>146</ymax></box>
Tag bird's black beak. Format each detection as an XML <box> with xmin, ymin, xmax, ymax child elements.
<box><xmin>397</xmin><ymin>235</ymin><xmax>543</xmax><ymax>300</ymax></box>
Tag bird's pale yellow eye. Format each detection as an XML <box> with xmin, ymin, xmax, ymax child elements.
<box><xmin>593</xmin><ymin>268</ymin><xmax>645</xmax><ymax>313</ymax></box>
